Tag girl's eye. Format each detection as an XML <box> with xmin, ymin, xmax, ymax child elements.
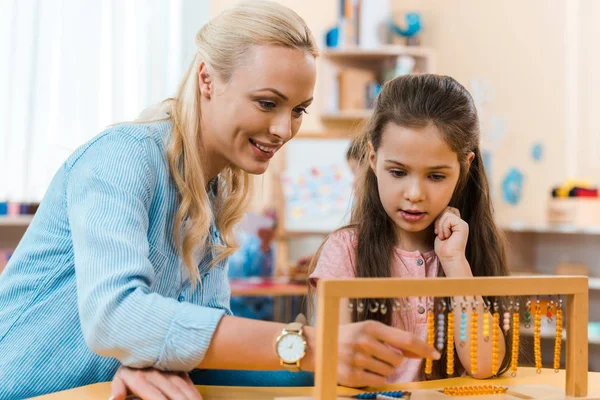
<box><xmin>258</xmin><ymin>100</ymin><xmax>276</xmax><ymax>110</ymax></box>
<box><xmin>293</xmin><ymin>107</ymin><xmax>308</xmax><ymax>117</ymax></box>
<box><xmin>390</xmin><ymin>169</ymin><xmax>406</xmax><ymax>178</ymax></box>
<box><xmin>430</xmin><ymin>174</ymin><xmax>446</xmax><ymax>181</ymax></box>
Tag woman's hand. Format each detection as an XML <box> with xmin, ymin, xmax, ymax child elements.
<box><xmin>434</xmin><ymin>207</ymin><xmax>471</xmax><ymax>275</ymax></box>
<box><xmin>110</xmin><ymin>366</ymin><xmax>202</xmax><ymax>400</ymax></box>
<box><xmin>336</xmin><ymin>320</ymin><xmax>440</xmax><ymax>387</ymax></box>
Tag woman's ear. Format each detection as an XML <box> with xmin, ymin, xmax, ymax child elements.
<box><xmin>198</xmin><ymin>61</ymin><xmax>213</xmax><ymax>99</ymax></box>
<box><xmin>368</xmin><ymin>142</ymin><xmax>377</xmax><ymax>172</ymax></box>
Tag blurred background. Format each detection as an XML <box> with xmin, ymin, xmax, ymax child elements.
<box><xmin>1</xmin><ymin>0</ymin><xmax>600</xmax><ymax>371</ymax></box>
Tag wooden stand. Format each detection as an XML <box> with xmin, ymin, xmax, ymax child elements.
<box><xmin>315</xmin><ymin>276</ymin><xmax>589</xmax><ymax>399</ymax></box>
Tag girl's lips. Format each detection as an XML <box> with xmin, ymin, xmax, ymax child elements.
<box><xmin>399</xmin><ymin>210</ymin><xmax>426</xmax><ymax>222</ymax></box>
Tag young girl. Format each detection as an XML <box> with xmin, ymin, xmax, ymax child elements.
<box><xmin>310</xmin><ymin>74</ymin><xmax>511</xmax><ymax>383</ymax></box>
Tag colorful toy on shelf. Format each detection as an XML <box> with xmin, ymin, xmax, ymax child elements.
<box><xmin>391</xmin><ymin>12</ymin><xmax>422</xmax><ymax>46</ymax></box>
<box><xmin>551</xmin><ymin>179</ymin><xmax>598</xmax><ymax>198</ymax></box>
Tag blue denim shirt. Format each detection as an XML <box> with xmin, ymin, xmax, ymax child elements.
<box><xmin>0</xmin><ymin>120</ymin><xmax>232</xmax><ymax>399</ymax></box>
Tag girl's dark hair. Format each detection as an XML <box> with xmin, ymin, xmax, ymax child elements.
<box><xmin>310</xmin><ymin>74</ymin><xmax>511</xmax><ymax>379</ymax></box>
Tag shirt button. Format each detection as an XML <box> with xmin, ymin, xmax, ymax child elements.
<box><xmin>416</xmin><ymin>258</ymin><xmax>424</xmax><ymax>266</ymax></box>
<box><xmin>178</xmin><ymin>296</ymin><xmax>185</xmax><ymax>302</ymax></box>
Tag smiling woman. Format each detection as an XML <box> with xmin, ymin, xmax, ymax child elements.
<box><xmin>0</xmin><ymin>1</ymin><xmax>441</xmax><ymax>400</ymax></box>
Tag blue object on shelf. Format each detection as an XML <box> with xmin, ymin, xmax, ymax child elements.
<box><xmin>326</xmin><ymin>26</ymin><xmax>339</xmax><ymax>48</ymax></box>
<box><xmin>0</xmin><ymin>202</ymin><xmax>6</xmax><ymax>215</ymax></box>
<box><xmin>391</xmin><ymin>12</ymin><xmax>422</xmax><ymax>38</ymax></box>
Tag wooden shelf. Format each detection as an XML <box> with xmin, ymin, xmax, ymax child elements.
<box><xmin>320</xmin><ymin>109</ymin><xmax>373</xmax><ymax>121</ymax></box>
<box><xmin>277</xmin><ymin>230</ymin><xmax>330</xmax><ymax>239</ymax></box>
<box><xmin>501</xmin><ymin>223</ymin><xmax>600</xmax><ymax>235</ymax></box>
<box><xmin>323</xmin><ymin>45</ymin><xmax>434</xmax><ymax>60</ymax></box>
<box><xmin>0</xmin><ymin>216</ymin><xmax>33</xmax><ymax>227</ymax></box>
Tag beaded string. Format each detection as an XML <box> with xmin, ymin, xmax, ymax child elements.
<box><xmin>492</xmin><ymin>300</ymin><xmax>500</xmax><ymax>376</ymax></box>
<box><xmin>510</xmin><ymin>301</ymin><xmax>520</xmax><ymax>377</ymax></box>
<box><xmin>470</xmin><ymin>299</ymin><xmax>478</xmax><ymax>376</ymax></box>
<box><xmin>442</xmin><ymin>385</ymin><xmax>507</xmax><ymax>396</ymax></box>
<box><xmin>547</xmin><ymin>297</ymin><xmax>554</xmax><ymax>323</ymax></box>
<box><xmin>425</xmin><ymin>300</ymin><xmax>435</xmax><ymax>376</ymax></box>
<box><xmin>437</xmin><ymin>300</ymin><xmax>446</xmax><ymax>352</ymax></box>
<box><xmin>503</xmin><ymin>301</ymin><xmax>511</xmax><ymax>335</ymax></box>
<box><xmin>524</xmin><ymin>299</ymin><xmax>532</xmax><ymax>329</ymax></box>
<box><xmin>534</xmin><ymin>296</ymin><xmax>543</xmax><ymax>373</ymax></box>
<box><xmin>353</xmin><ymin>390</ymin><xmax>406</xmax><ymax>399</ymax></box>
<box><xmin>460</xmin><ymin>299</ymin><xmax>468</xmax><ymax>347</ymax></box>
<box><xmin>483</xmin><ymin>300</ymin><xmax>490</xmax><ymax>343</ymax></box>
<box><xmin>554</xmin><ymin>296</ymin><xmax>563</xmax><ymax>373</ymax></box>
<box><xmin>447</xmin><ymin>300</ymin><xmax>455</xmax><ymax>376</ymax></box>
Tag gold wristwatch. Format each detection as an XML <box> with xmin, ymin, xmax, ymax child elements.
<box><xmin>275</xmin><ymin>319</ymin><xmax>307</xmax><ymax>372</ymax></box>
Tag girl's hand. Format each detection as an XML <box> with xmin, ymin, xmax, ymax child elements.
<box><xmin>434</xmin><ymin>207</ymin><xmax>469</xmax><ymax>270</ymax></box>
<box><xmin>336</xmin><ymin>321</ymin><xmax>440</xmax><ymax>387</ymax></box>
<box><xmin>110</xmin><ymin>366</ymin><xmax>202</xmax><ymax>400</ymax></box>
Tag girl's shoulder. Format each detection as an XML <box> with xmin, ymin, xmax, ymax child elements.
<box><xmin>327</xmin><ymin>226</ymin><xmax>359</xmax><ymax>248</ymax></box>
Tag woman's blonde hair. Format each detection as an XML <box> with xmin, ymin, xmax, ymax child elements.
<box><xmin>140</xmin><ymin>1</ymin><xmax>317</xmax><ymax>283</ymax></box>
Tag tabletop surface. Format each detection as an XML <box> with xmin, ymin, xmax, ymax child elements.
<box><xmin>32</xmin><ymin>367</ymin><xmax>600</xmax><ymax>399</ymax></box>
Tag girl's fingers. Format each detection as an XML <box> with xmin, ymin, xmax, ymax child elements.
<box><xmin>368</xmin><ymin>322</ymin><xmax>440</xmax><ymax>360</ymax></box>
<box><xmin>354</xmin><ymin>337</ymin><xmax>405</xmax><ymax>368</ymax></box>
<box><xmin>352</xmin><ymin>352</ymin><xmax>395</xmax><ymax>377</ymax></box>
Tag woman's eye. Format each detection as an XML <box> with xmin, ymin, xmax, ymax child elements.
<box><xmin>390</xmin><ymin>169</ymin><xmax>406</xmax><ymax>178</ymax></box>
<box><xmin>258</xmin><ymin>100</ymin><xmax>276</xmax><ymax>110</ymax></box>
<box><xmin>430</xmin><ymin>174</ymin><xmax>446</xmax><ymax>181</ymax></box>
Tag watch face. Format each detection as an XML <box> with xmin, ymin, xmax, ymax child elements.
<box><xmin>276</xmin><ymin>333</ymin><xmax>306</xmax><ymax>363</ymax></box>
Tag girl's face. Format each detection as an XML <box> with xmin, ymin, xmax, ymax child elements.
<box><xmin>369</xmin><ymin>122</ymin><xmax>464</xmax><ymax>239</ymax></box>
<box><xmin>199</xmin><ymin>45</ymin><xmax>316</xmax><ymax>177</ymax></box>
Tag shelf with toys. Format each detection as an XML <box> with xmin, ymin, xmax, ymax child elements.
<box><xmin>318</xmin><ymin>1</ymin><xmax>434</xmax><ymax>124</ymax></box>
<box><xmin>319</xmin><ymin>46</ymin><xmax>435</xmax><ymax>123</ymax></box>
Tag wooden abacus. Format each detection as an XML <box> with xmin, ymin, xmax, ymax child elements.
<box><xmin>314</xmin><ymin>276</ymin><xmax>589</xmax><ymax>399</ymax></box>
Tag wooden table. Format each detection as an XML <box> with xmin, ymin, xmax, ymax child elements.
<box><xmin>229</xmin><ymin>278</ymin><xmax>308</xmax><ymax>297</ymax></box>
<box><xmin>229</xmin><ymin>278</ymin><xmax>308</xmax><ymax>322</ymax></box>
<box><xmin>32</xmin><ymin>368</ymin><xmax>600</xmax><ymax>399</ymax></box>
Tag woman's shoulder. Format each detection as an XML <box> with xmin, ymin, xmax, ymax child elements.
<box><xmin>64</xmin><ymin>120</ymin><xmax>172</xmax><ymax>170</ymax></box>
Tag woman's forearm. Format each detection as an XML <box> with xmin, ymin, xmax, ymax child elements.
<box><xmin>197</xmin><ymin>316</ymin><xmax>316</xmax><ymax>371</ymax></box>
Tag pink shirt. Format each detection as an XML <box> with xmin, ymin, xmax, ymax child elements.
<box><xmin>309</xmin><ymin>228</ymin><xmax>440</xmax><ymax>383</ymax></box>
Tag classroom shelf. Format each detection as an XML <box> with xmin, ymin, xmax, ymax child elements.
<box><xmin>0</xmin><ymin>216</ymin><xmax>33</xmax><ymax>227</ymax></box>
<box><xmin>501</xmin><ymin>223</ymin><xmax>600</xmax><ymax>235</ymax></box>
<box><xmin>323</xmin><ymin>45</ymin><xmax>435</xmax><ymax>60</ymax></box>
